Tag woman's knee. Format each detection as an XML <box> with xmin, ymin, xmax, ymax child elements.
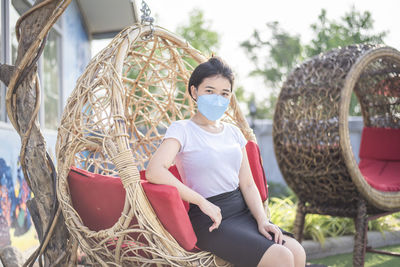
<box><xmin>257</xmin><ymin>244</ymin><xmax>294</xmax><ymax>267</ymax></box>
<box><xmin>283</xmin><ymin>236</ymin><xmax>306</xmax><ymax>267</ymax></box>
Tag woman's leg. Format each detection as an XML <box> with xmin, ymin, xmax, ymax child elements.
<box><xmin>257</xmin><ymin>244</ymin><xmax>294</xmax><ymax>267</ymax></box>
<box><xmin>282</xmin><ymin>235</ymin><xmax>306</xmax><ymax>267</ymax></box>
<box><xmin>257</xmin><ymin>234</ymin><xmax>305</xmax><ymax>267</ymax></box>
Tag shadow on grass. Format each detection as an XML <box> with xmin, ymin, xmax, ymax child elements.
<box><xmin>309</xmin><ymin>244</ymin><xmax>400</xmax><ymax>267</ymax></box>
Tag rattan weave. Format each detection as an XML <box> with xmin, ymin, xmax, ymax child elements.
<box><xmin>56</xmin><ymin>24</ymin><xmax>258</xmax><ymax>266</ymax></box>
<box><xmin>273</xmin><ymin>44</ymin><xmax>400</xmax><ymax>266</ymax></box>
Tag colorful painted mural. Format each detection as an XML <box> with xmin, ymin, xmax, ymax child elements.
<box><xmin>0</xmin><ymin>126</ymin><xmax>59</xmax><ymax>254</ymax></box>
<box><xmin>0</xmin><ymin>157</ymin><xmax>32</xmax><ymax>247</ymax></box>
<box><xmin>0</xmin><ymin>122</ymin><xmax>59</xmax><ymax>253</ymax></box>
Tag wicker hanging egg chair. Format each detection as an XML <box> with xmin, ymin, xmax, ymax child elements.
<box><xmin>273</xmin><ymin>44</ymin><xmax>400</xmax><ymax>266</ymax></box>
<box><xmin>56</xmin><ymin>23</ymin><xmax>265</xmax><ymax>266</ymax></box>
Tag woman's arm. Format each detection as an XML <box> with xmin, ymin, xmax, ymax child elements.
<box><xmin>238</xmin><ymin>147</ymin><xmax>283</xmax><ymax>244</ymax></box>
<box><xmin>146</xmin><ymin>138</ymin><xmax>221</xmax><ymax>232</ymax></box>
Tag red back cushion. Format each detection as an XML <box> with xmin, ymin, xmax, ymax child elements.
<box><xmin>246</xmin><ymin>141</ymin><xmax>268</xmax><ymax>201</ymax></box>
<box><xmin>359</xmin><ymin>127</ymin><xmax>400</xmax><ymax>161</ymax></box>
<box><xmin>68</xmin><ymin>167</ymin><xmax>197</xmax><ymax>251</ymax></box>
<box><xmin>68</xmin><ymin>167</ymin><xmax>128</xmax><ymax>231</ymax></box>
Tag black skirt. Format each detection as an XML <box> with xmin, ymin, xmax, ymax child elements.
<box><xmin>188</xmin><ymin>188</ymin><xmax>293</xmax><ymax>267</ymax></box>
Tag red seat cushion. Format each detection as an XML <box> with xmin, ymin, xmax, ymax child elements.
<box><xmin>359</xmin><ymin>127</ymin><xmax>400</xmax><ymax>192</ymax></box>
<box><xmin>359</xmin><ymin>127</ymin><xmax>400</xmax><ymax>161</ymax></box>
<box><xmin>246</xmin><ymin>141</ymin><xmax>268</xmax><ymax>201</ymax></box>
<box><xmin>68</xmin><ymin>166</ymin><xmax>197</xmax><ymax>251</ymax></box>
<box><xmin>359</xmin><ymin>159</ymin><xmax>400</xmax><ymax>192</ymax></box>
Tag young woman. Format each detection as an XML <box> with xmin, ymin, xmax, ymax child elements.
<box><xmin>146</xmin><ymin>57</ymin><xmax>306</xmax><ymax>267</ymax></box>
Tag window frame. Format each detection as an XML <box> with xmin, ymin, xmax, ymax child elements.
<box><xmin>1</xmin><ymin>0</ymin><xmax>64</xmax><ymax>130</ymax></box>
<box><xmin>39</xmin><ymin>26</ymin><xmax>63</xmax><ymax>130</ymax></box>
<box><xmin>0</xmin><ymin>0</ymin><xmax>11</xmax><ymax>123</ymax></box>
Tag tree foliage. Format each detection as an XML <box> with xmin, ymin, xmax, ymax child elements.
<box><xmin>241</xmin><ymin>22</ymin><xmax>303</xmax><ymax>89</ymax></box>
<box><xmin>176</xmin><ymin>9</ymin><xmax>220</xmax><ymax>57</ymax></box>
<box><xmin>174</xmin><ymin>8</ymin><xmax>226</xmax><ymax>103</ymax></box>
<box><xmin>241</xmin><ymin>6</ymin><xmax>388</xmax><ymax>118</ymax></box>
<box><xmin>306</xmin><ymin>7</ymin><xmax>387</xmax><ymax>57</ymax></box>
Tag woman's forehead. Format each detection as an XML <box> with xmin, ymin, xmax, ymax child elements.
<box><xmin>200</xmin><ymin>75</ymin><xmax>231</xmax><ymax>88</ymax></box>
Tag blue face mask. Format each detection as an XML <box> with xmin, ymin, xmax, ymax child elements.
<box><xmin>197</xmin><ymin>94</ymin><xmax>230</xmax><ymax>121</ymax></box>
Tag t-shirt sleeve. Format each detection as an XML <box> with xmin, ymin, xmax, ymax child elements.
<box><xmin>229</xmin><ymin>123</ymin><xmax>247</xmax><ymax>148</ymax></box>
<box><xmin>163</xmin><ymin>121</ymin><xmax>186</xmax><ymax>151</ymax></box>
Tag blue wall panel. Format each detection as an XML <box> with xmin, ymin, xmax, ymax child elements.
<box><xmin>61</xmin><ymin>0</ymin><xmax>91</xmax><ymax>107</ymax></box>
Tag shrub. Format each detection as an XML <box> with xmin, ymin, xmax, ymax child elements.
<box><xmin>269</xmin><ymin>195</ymin><xmax>400</xmax><ymax>245</ymax></box>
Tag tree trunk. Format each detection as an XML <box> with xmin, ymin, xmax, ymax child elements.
<box><xmin>0</xmin><ymin>0</ymin><xmax>73</xmax><ymax>265</ymax></box>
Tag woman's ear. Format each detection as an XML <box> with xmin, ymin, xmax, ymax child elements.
<box><xmin>190</xmin><ymin>85</ymin><xmax>198</xmax><ymax>101</ymax></box>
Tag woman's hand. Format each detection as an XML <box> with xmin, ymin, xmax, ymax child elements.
<box><xmin>258</xmin><ymin>220</ymin><xmax>284</xmax><ymax>245</ymax></box>
<box><xmin>198</xmin><ymin>198</ymin><xmax>222</xmax><ymax>232</ymax></box>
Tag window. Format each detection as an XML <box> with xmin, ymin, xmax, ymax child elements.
<box><xmin>1</xmin><ymin>1</ymin><xmax>63</xmax><ymax>129</ymax></box>
<box><xmin>0</xmin><ymin>2</ymin><xmax>4</xmax><ymax>122</ymax></box>
<box><xmin>0</xmin><ymin>1</ymin><xmax>20</xmax><ymax>123</ymax></box>
<box><xmin>42</xmin><ymin>29</ymin><xmax>61</xmax><ymax>130</ymax></box>
<box><xmin>10</xmin><ymin>3</ymin><xmax>18</xmax><ymax>65</ymax></box>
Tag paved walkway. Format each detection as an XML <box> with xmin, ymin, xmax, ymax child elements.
<box><xmin>2</xmin><ymin>231</ymin><xmax>399</xmax><ymax>266</ymax></box>
<box><xmin>303</xmin><ymin>230</ymin><xmax>400</xmax><ymax>260</ymax></box>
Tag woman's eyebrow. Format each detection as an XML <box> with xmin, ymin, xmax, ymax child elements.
<box><xmin>204</xmin><ymin>86</ymin><xmax>231</xmax><ymax>92</ymax></box>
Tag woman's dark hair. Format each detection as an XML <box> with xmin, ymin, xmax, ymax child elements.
<box><xmin>188</xmin><ymin>56</ymin><xmax>234</xmax><ymax>100</ymax></box>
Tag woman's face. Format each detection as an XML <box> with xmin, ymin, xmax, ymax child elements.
<box><xmin>191</xmin><ymin>75</ymin><xmax>232</xmax><ymax>101</ymax></box>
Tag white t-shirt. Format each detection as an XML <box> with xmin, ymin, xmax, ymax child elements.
<box><xmin>164</xmin><ymin>119</ymin><xmax>247</xmax><ymax>198</ymax></box>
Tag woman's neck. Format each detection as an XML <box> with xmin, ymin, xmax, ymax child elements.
<box><xmin>191</xmin><ymin>112</ymin><xmax>217</xmax><ymax>125</ymax></box>
<box><xmin>191</xmin><ymin>112</ymin><xmax>223</xmax><ymax>132</ymax></box>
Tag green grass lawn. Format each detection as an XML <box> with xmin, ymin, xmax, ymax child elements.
<box><xmin>308</xmin><ymin>245</ymin><xmax>400</xmax><ymax>267</ymax></box>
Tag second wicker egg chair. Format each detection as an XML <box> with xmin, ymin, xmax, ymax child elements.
<box><xmin>56</xmin><ymin>24</ymin><xmax>268</xmax><ymax>266</ymax></box>
<box><xmin>273</xmin><ymin>44</ymin><xmax>400</xmax><ymax>266</ymax></box>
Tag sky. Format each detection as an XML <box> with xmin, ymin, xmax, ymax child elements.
<box><xmin>92</xmin><ymin>0</ymin><xmax>400</xmax><ymax>101</ymax></box>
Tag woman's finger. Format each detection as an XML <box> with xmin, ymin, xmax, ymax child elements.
<box><xmin>216</xmin><ymin>213</ymin><xmax>222</xmax><ymax>228</ymax></box>
<box><xmin>265</xmin><ymin>224</ymin><xmax>279</xmax><ymax>243</ymax></box>
<box><xmin>260</xmin><ymin>227</ymin><xmax>272</xmax><ymax>240</ymax></box>
<box><xmin>209</xmin><ymin>222</ymin><xmax>217</xmax><ymax>232</ymax></box>
<box><xmin>272</xmin><ymin>226</ymin><xmax>283</xmax><ymax>244</ymax></box>
<box><xmin>209</xmin><ymin>210</ymin><xmax>222</xmax><ymax>232</ymax></box>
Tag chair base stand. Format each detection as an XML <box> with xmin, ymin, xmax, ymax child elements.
<box><xmin>363</xmin><ymin>209</ymin><xmax>400</xmax><ymax>261</ymax></box>
<box><xmin>366</xmin><ymin>246</ymin><xmax>400</xmax><ymax>257</ymax></box>
<box><xmin>295</xmin><ymin>199</ymin><xmax>400</xmax><ymax>267</ymax></box>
